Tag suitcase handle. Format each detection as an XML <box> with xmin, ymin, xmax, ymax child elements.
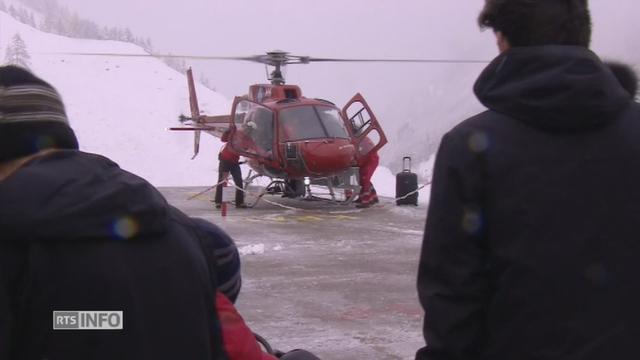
<box><xmin>403</xmin><ymin>156</ymin><xmax>412</xmax><ymax>172</ymax></box>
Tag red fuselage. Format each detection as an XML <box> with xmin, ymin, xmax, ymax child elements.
<box><xmin>233</xmin><ymin>85</ymin><xmax>358</xmax><ymax>180</ymax></box>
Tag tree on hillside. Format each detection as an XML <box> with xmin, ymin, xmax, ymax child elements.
<box><xmin>161</xmin><ymin>54</ymin><xmax>188</xmax><ymax>74</ymax></box>
<box><xmin>0</xmin><ymin>1</ymin><xmax>7</xmax><ymax>12</ymax></box>
<box><xmin>4</xmin><ymin>33</ymin><xmax>31</xmax><ymax>69</ymax></box>
<box><xmin>16</xmin><ymin>0</ymin><xmax>57</xmax><ymax>13</ymax></box>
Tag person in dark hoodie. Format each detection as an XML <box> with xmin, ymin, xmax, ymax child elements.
<box><xmin>417</xmin><ymin>1</ymin><xmax>640</xmax><ymax>359</ymax></box>
<box><xmin>0</xmin><ymin>65</ymin><xmax>227</xmax><ymax>360</ymax></box>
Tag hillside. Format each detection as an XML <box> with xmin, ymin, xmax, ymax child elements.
<box><xmin>1</xmin><ymin>10</ymin><xmax>230</xmax><ymax>186</ymax></box>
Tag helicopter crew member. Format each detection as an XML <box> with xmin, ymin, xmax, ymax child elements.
<box><xmin>215</xmin><ymin>129</ymin><xmax>248</xmax><ymax>209</ymax></box>
<box><xmin>356</xmin><ymin>136</ymin><xmax>380</xmax><ymax>208</ymax></box>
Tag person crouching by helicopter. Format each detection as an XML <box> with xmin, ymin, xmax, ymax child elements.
<box><xmin>215</xmin><ymin>129</ymin><xmax>248</xmax><ymax>209</ymax></box>
<box><xmin>356</xmin><ymin>136</ymin><xmax>380</xmax><ymax>208</ymax></box>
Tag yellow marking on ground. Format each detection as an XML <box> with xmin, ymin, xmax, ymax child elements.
<box><xmin>326</xmin><ymin>215</ymin><xmax>357</xmax><ymax>221</ymax></box>
<box><xmin>240</xmin><ymin>213</ymin><xmax>357</xmax><ymax>224</ymax></box>
<box><xmin>295</xmin><ymin>216</ymin><xmax>325</xmax><ymax>222</ymax></box>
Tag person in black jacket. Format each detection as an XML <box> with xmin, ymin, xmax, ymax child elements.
<box><xmin>417</xmin><ymin>1</ymin><xmax>640</xmax><ymax>359</ymax></box>
<box><xmin>0</xmin><ymin>66</ymin><xmax>227</xmax><ymax>360</ymax></box>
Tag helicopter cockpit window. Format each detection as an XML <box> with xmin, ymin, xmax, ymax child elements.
<box><xmin>317</xmin><ymin>107</ymin><xmax>350</xmax><ymax>138</ymax></box>
<box><xmin>233</xmin><ymin>100</ymin><xmax>250</xmax><ymax>124</ymax></box>
<box><xmin>279</xmin><ymin>105</ymin><xmax>350</xmax><ymax>141</ymax></box>
<box><xmin>231</xmin><ymin>100</ymin><xmax>274</xmax><ymax>158</ymax></box>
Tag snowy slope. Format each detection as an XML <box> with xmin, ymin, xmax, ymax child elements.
<box><xmin>1</xmin><ymin>11</ymin><xmax>230</xmax><ymax>186</ymax></box>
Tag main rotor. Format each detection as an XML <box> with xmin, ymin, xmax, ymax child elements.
<box><xmin>58</xmin><ymin>49</ymin><xmax>490</xmax><ymax>85</ymax></box>
<box><xmin>257</xmin><ymin>50</ymin><xmax>309</xmax><ymax>85</ymax></box>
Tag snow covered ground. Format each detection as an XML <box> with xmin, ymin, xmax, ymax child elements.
<box><xmin>163</xmin><ymin>186</ymin><xmax>428</xmax><ymax>359</ymax></box>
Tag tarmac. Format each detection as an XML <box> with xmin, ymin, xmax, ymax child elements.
<box><xmin>160</xmin><ymin>186</ymin><xmax>428</xmax><ymax>360</ymax></box>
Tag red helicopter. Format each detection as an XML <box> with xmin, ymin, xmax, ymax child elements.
<box><xmin>67</xmin><ymin>49</ymin><xmax>486</xmax><ymax>202</ymax></box>
<box><xmin>173</xmin><ymin>51</ymin><xmax>390</xmax><ymax>202</ymax></box>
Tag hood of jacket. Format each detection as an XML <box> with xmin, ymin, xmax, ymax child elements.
<box><xmin>474</xmin><ymin>45</ymin><xmax>631</xmax><ymax>132</ymax></box>
<box><xmin>0</xmin><ymin>150</ymin><xmax>168</xmax><ymax>241</ymax></box>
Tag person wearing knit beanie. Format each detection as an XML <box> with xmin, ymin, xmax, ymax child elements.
<box><xmin>0</xmin><ymin>65</ymin><xmax>78</xmax><ymax>163</ymax></box>
<box><xmin>0</xmin><ymin>66</ymin><xmax>231</xmax><ymax>359</ymax></box>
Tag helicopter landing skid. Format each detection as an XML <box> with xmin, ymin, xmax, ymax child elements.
<box><xmin>241</xmin><ymin>168</ymin><xmax>361</xmax><ymax>208</ymax></box>
<box><xmin>251</xmin><ymin>179</ymin><xmax>359</xmax><ymax>207</ymax></box>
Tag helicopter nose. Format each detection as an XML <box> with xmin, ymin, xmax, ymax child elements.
<box><xmin>299</xmin><ymin>139</ymin><xmax>356</xmax><ymax>174</ymax></box>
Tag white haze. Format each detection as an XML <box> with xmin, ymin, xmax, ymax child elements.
<box><xmin>9</xmin><ymin>0</ymin><xmax>640</xmax><ymax>172</ymax></box>
<box><xmin>0</xmin><ymin>0</ymin><xmax>640</xmax><ymax>185</ymax></box>
<box><xmin>0</xmin><ymin>11</ymin><xmax>234</xmax><ymax>186</ymax></box>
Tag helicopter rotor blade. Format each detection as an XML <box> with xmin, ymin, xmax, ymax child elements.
<box><xmin>53</xmin><ymin>52</ymin><xmax>263</xmax><ymax>62</ymax></box>
<box><xmin>50</xmin><ymin>52</ymin><xmax>488</xmax><ymax>65</ymax></box>
<box><xmin>305</xmin><ymin>57</ymin><xmax>489</xmax><ymax>64</ymax></box>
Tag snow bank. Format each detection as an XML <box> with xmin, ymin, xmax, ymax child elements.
<box><xmin>1</xmin><ymin>11</ymin><xmax>230</xmax><ymax>186</ymax></box>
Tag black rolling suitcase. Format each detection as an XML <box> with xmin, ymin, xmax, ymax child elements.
<box><xmin>396</xmin><ymin>156</ymin><xmax>419</xmax><ymax>206</ymax></box>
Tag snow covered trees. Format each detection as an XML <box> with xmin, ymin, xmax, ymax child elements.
<box><xmin>4</xmin><ymin>33</ymin><xmax>31</xmax><ymax>69</ymax></box>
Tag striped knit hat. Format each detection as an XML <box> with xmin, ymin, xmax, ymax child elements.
<box><xmin>0</xmin><ymin>65</ymin><xmax>78</xmax><ymax>162</ymax></box>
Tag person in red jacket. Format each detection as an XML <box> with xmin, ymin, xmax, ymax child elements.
<box><xmin>356</xmin><ymin>136</ymin><xmax>379</xmax><ymax>208</ymax></box>
<box><xmin>215</xmin><ymin>292</ymin><xmax>277</xmax><ymax>360</ymax></box>
<box><xmin>215</xmin><ymin>291</ymin><xmax>321</xmax><ymax>360</ymax></box>
<box><xmin>215</xmin><ymin>129</ymin><xmax>247</xmax><ymax>208</ymax></box>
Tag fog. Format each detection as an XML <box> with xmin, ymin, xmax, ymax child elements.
<box><xmin>53</xmin><ymin>0</ymin><xmax>640</xmax><ymax>167</ymax></box>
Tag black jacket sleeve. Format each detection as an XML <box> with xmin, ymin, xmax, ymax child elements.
<box><xmin>416</xmin><ymin>131</ymin><xmax>490</xmax><ymax>360</ymax></box>
<box><xmin>0</xmin><ymin>241</ymin><xmax>26</xmax><ymax>360</ymax></box>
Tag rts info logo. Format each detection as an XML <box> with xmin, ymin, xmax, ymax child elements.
<box><xmin>53</xmin><ymin>311</ymin><xmax>123</xmax><ymax>330</ymax></box>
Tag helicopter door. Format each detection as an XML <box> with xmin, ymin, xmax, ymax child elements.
<box><xmin>229</xmin><ymin>97</ymin><xmax>274</xmax><ymax>160</ymax></box>
<box><xmin>341</xmin><ymin>93</ymin><xmax>388</xmax><ymax>162</ymax></box>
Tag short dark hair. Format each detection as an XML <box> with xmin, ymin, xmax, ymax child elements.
<box><xmin>478</xmin><ymin>0</ymin><xmax>592</xmax><ymax>47</ymax></box>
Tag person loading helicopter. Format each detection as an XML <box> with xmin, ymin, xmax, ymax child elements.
<box><xmin>215</xmin><ymin>129</ymin><xmax>248</xmax><ymax>209</ymax></box>
<box><xmin>356</xmin><ymin>136</ymin><xmax>379</xmax><ymax>208</ymax></box>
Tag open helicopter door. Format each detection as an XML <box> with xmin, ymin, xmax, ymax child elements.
<box><xmin>187</xmin><ymin>68</ymin><xmax>202</xmax><ymax>159</ymax></box>
<box><xmin>341</xmin><ymin>93</ymin><xmax>388</xmax><ymax>162</ymax></box>
<box><xmin>228</xmin><ymin>97</ymin><xmax>275</xmax><ymax>160</ymax></box>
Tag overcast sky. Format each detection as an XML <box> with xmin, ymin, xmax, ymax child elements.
<box><xmin>53</xmin><ymin>1</ymin><xmax>489</xmax><ymax>55</ymax></box>
<box><xmin>50</xmin><ymin>0</ymin><xmax>640</xmax><ymax>163</ymax></box>
<box><xmin>51</xmin><ymin>0</ymin><xmax>640</xmax><ymax>96</ymax></box>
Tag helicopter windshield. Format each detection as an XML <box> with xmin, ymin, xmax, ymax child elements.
<box><xmin>279</xmin><ymin>105</ymin><xmax>350</xmax><ymax>141</ymax></box>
